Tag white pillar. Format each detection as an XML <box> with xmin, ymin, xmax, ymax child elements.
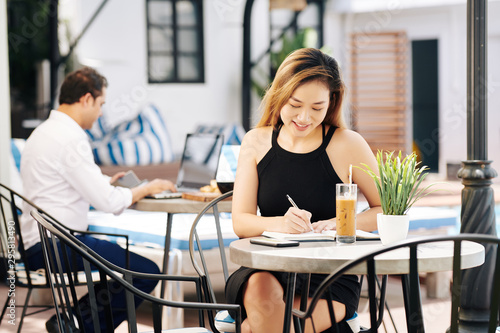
<box><xmin>0</xmin><ymin>0</ymin><xmax>12</xmax><ymax>186</ymax></box>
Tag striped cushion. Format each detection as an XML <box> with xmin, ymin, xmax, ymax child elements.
<box><xmin>346</xmin><ymin>312</ymin><xmax>360</xmax><ymax>332</ymax></box>
<box><xmin>141</xmin><ymin>329</ymin><xmax>211</xmax><ymax>332</ymax></box>
<box><xmin>195</xmin><ymin>124</ymin><xmax>246</xmax><ymax>145</ymax></box>
<box><xmin>9</xmin><ymin>138</ymin><xmax>25</xmax><ymax>192</ymax></box>
<box><xmin>211</xmin><ymin>310</ymin><xmax>360</xmax><ymax>333</ymax></box>
<box><xmin>87</xmin><ymin>104</ymin><xmax>174</xmax><ymax>166</ymax></box>
<box><xmin>15</xmin><ymin>264</ymin><xmax>103</xmax><ymax>286</ymax></box>
<box><xmin>215</xmin><ymin>310</ymin><xmax>236</xmax><ymax>333</ymax></box>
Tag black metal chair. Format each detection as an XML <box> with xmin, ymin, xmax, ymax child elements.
<box><xmin>188</xmin><ymin>190</ymin><xmax>240</xmax><ymax>333</ymax></box>
<box><xmin>0</xmin><ymin>183</ymin><xmax>130</xmax><ymax>332</ymax></box>
<box><xmin>32</xmin><ymin>209</ymin><xmax>242</xmax><ymax>333</ymax></box>
<box><xmin>292</xmin><ymin>234</ymin><xmax>500</xmax><ymax>333</ymax></box>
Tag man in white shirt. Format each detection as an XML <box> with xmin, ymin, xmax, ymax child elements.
<box><xmin>20</xmin><ymin>67</ymin><xmax>176</xmax><ymax>332</ymax></box>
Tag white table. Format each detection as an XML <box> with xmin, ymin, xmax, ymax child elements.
<box><xmin>230</xmin><ymin>238</ymin><xmax>485</xmax><ymax>333</ymax></box>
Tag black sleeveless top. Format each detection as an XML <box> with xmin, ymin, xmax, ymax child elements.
<box><xmin>257</xmin><ymin>125</ymin><xmax>342</xmax><ymax>222</ymax></box>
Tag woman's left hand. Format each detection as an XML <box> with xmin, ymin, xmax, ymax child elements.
<box><xmin>312</xmin><ymin>219</ymin><xmax>336</xmax><ymax>233</ymax></box>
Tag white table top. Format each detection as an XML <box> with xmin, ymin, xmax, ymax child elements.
<box><xmin>230</xmin><ymin>238</ymin><xmax>485</xmax><ymax>275</ymax></box>
<box><xmin>134</xmin><ymin>197</ymin><xmax>232</xmax><ymax>214</ymax></box>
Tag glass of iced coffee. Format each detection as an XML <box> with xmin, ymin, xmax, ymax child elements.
<box><xmin>336</xmin><ymin>183</ymin><xmax>357</xmax><ymax>244</ymax></box>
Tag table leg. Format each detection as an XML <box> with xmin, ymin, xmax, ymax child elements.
<box><xmin>401</xmin><ymin>274</ymin><xmax>425</xmax><ymax>333</ymax></box>
<box><xmin>283</xmin><ymin>272</ymin><xmax>297</xmax><ymax>333</ymax></box>
<box><xmin>294</xmin><ymin>273</ymin><xmax>311</xmax><ymax>333</ymax></box>
<box><xmin>160</xmin><ymin>213</ymin><xmax>174</xmax><ymax>300</ymax></box>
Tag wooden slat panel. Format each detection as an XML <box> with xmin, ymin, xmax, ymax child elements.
<box><xmin>352</xmin><ymin>97</ymin><xmax>406</xmax><ymax>103</ymax></box>
<box><xmin>352</xmin><ymin>106</ymin><xmax>406</xmax><ymax>111</ymax></box>
<box><xmin>356</xmin><ymin>122</ymin><xmax>406</xmax><ymax>128</ymax></box>
<box><xmin>351</xmin><ymin>88</ymin><xmax>407</xmax><ymax>94</ymax></box>
<box><xmin>350</xmin><ymin>31</ymin><xmax>409</xmax><ymax>154</ymax></box>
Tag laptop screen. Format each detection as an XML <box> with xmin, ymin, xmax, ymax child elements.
<box><xmin>216</xmin><ymin>145</ymin><xmax>240</xmax><ymax>183</ymax></box>
<box><xmin>176</xmin><ymin>133</ymin><xmax>224</xmax><ymax>189</ymax></box>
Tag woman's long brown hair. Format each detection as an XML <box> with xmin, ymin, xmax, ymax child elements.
<box><xmin>256</xmin><ymin>48</ymin><xmax>346</xmax><ymax>130</ymax></box>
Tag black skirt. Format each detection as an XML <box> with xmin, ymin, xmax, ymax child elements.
<box><xmin>225</xmin><ymin>266</ymin><xmax>360</xmax><ymax>331</ymax></box>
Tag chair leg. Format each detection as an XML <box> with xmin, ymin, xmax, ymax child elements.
<box><xmin>16</xmin><ymin>288</ymin><xmax>33</xmax><ymax>333</ymax></box>
<box><xmin>376</xmin><ymin>275</ymin><xmax>398</xmax><ymax>333</ymax></box>
<box><xmin>0</xmin><ymin>293</ymin><xmax>10</xmax><ymax>323</ymax></box>
<box><xmin>382</xmin><ymin>299</ymin><xmax>398</xmax><ymax>332</ymax></box>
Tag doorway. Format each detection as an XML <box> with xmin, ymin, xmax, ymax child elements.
<box><xmin>412</xmin><ymin>39</ymin><xmax>439</xmax><ymax>173</ymax></box>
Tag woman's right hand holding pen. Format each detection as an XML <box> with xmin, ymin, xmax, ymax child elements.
<box><xmin>283</xmin><ymin>207</ymin><xmax>313</xmax><ymax>234</ymax></box>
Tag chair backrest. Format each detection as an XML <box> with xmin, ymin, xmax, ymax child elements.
<box><xmin>0</xmin><ymin>183</ymin><xmax>51</xmax><ymax>287</ymax></box>
<box><xmin>0</xmin><ymin>183</ymin><xmax>130</xmax><ymax>332</ymax></box>
<box><xmin>188</xmin><ymin>191</ymin><xmax>238</xmax><ymax>329</ymax></box>
<box><xmin>0</xmin><ymin>183</ymin><xmax>130</xmax><ymax>286</ymax></box>
<box><xmin>32</xmin><ymin>209</ymin><xmax>241</xmax><ymax>333</ymax></box>
<box><xmin>189</xmin><ymin>190</ymin><xmax>235</xmax><ymax>297</ymax></box>
<box><xmin>292</xmin><ymin>234</ymin><xmax>500</xmax><ymax>333</ymax></box>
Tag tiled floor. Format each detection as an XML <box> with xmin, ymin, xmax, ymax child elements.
<box><xmin>0</xmin><ymin>274</ymin><xmax>454</xmax><ymax>332</ymax></box>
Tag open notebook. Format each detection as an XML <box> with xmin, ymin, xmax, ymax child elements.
<box><xmin>262</xmin><ymin>230</ymin><xmax>379</xmax><ymax>242</ymax></box>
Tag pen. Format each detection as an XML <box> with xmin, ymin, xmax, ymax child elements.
<box><xmin>286</xmin><ymin>194</ymin><xmax>314</xmax><ymax>232</ymax></box>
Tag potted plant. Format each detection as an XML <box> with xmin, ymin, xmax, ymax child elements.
<box><xmin>358</xmin><ymin>150</ymin><xmax>437</xmax><ymax>245</ymax></box>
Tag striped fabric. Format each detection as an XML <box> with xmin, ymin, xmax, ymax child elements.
<box><xmin>10</xmin><ymin>138</ymin><xmax>25</xmax><ymax>192</ymax></box>
<box><xmin>87</xmin><ymin>104</ymin><xmax>174</xmax><ymax>166</ymax></box>
<box><xmin>195</xmin><ymin>124</ymin><xmax>246</xmax><ymax>145</ymax></box>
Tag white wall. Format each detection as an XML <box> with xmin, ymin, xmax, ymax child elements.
<box><xmin>71</xmin><ymin>0</ymin><xmax>248</xmax><ymax>155</ymax></box>
<box><xmin>0</xmin><ymin>0</ymin><xmax>12</xmax><ymax>185</ymax></box>
<box><xmin>338</xmin><ymin>2</ymin><xmax>500</xmax><ymax>180</ymax></box>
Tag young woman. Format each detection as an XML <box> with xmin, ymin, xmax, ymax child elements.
<box><xmin>226</xmin><ymin>48</ymin><xmax>382</xmax><ymax>333</ymax></box>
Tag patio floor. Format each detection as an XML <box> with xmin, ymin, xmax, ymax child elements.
<box><xmin>0</xmin><ymin>274</ymin><xmax>454</xmax><ymax>332</ymax></box>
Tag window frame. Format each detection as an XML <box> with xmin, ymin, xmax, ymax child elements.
<box><xmin>146</xmin><ymin>0</ymin><xmax>205</xmax><ymax>84</ymax></box>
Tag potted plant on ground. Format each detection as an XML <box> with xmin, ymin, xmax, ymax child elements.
<box><xmin>358</xmin><ymin>150</ymin><xmax>437</xmax><ymax>245</ymax></box>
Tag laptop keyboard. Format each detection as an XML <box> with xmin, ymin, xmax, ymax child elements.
<box><xmin>149</xmin><ymin>191</ymin><xmax>182</xmax><ymax>199</ymax></box>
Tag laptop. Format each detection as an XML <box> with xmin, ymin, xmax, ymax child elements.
<box><xmin>151</xmin><ymin>133</ymin><xmax>224</xmax><ymax>199</ymax></box>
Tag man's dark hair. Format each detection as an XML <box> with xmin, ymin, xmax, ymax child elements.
<box><xmin>58</xmin><ymin>67</ymin><xmax>108</xmax><ymax>105</ymax></box>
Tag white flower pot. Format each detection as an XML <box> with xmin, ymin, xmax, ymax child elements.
<box><xmin>377</xmin><ymin>213</ymin><xmax>410</xmax><ymax>245</ymax></box>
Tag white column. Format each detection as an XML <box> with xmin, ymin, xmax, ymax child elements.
<box><xmin>0</xmin><ymin>0</ymin><xmax>12</xmax><ymax>185</ymax></box>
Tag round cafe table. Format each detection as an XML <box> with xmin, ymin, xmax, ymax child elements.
<box><xmin>230</xmin><ymin>238</ymin><xmax>484</xmax><ymax>275</ymax></box>
<box><xmin>230</xmin><ymin>238</ymin><xmax>485</xmax><ymax>333</ymax></box>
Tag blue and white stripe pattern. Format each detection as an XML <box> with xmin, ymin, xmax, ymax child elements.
<box><xmin>195</xmin><ymin>124</ymin><xmax>246</xmax><ymax>145</ymax></box>
<box><xmin>87</xmin><ymin>104</ymin><xmax>174</xmax><ymax>166</ymax></box>
<box><xmin>215</xmin><ymin>310</ymin><xmax>236</xmax><ymax>333</ymax></box>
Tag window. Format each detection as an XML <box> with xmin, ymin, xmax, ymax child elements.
<box><xmin>146</xmin><ymin>0</ymin><xmax>204</xmax><ymax>83</ymax></box>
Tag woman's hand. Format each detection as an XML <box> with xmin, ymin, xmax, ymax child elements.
<box><xmin>312</xmin><ymin>219</ymin><xmax>336</xmax><ymax>233</ymax></box>
<box><xmin>282</xmin><ymin>207</ymin><xmax>313</xmax><ymax>234</ymax></box>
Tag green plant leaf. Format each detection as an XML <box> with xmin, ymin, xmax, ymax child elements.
<box><xmin>355</xmin><ymin>150</ymin><xmax>439</xmax><ymax>216</ymax></box>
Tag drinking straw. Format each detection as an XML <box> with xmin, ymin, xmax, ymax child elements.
<box><xmin>348</xmin><ymin>164</ymin><xmax>352</xmax><ymax>197</ymax></box>
<box><xmin>349</xmin><ymin>164</ymin><xmax>352</xmax><ymax>185</ymax></box>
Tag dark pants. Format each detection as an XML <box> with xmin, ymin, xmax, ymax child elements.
<box><xmin>26</xmin><ymin>235</ymin><xmax>160</xmax><ymax>332</ymax></box>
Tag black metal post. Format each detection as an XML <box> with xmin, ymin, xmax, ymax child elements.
<box><xmin>57</xmin><ymin>0</ymin><xmax>110</xmax><ymax>67</ymax></box>
<box><xmin>457</xmin><ymin>0</ymin><xmax>497</xmax><ymax>331</ymax></box>
<box><xmin>49</xmin><ymin>0</ymin><xmax>59</xmax><ymax>111</ymax></box>
<box><xmin>48</xmin><ymin>0</ymin><xmax>110</xmax><ymax>111</ymax></box>
<box><xmin>242</xmin><ymin>0</ymin><xmax>254</xmax><ymax>131</ymax></box>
